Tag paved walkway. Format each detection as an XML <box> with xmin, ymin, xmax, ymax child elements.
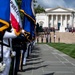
<box><xmin>18</xmin><ymin>44</ymin><xmax>75</xmax><ymax>75</ymax></box>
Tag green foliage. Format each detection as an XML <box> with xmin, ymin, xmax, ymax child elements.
<box><xmin>34</xmin><ymin>5</ymin><xmax>45</xmax><ymax>13</ymax></box>
<box><xmin>33</xmin><ymin>0</ymin><xmax>37</xmax><ymax>3</ymax></box>
<box><xmin>16</xmin><ymin>0</ymin><xmax>24</xmax><ymax>22</ymax></box>
<box><xmin>47</xmin><ymin>43</ymin><xmax>75</xmax><ymax>58</ymax></box>
<box><xmin>33</xmin><ymin>0</ymin><xmax>37</xmax><ymax>7</ymax></box>
<box><xmin>16</xmin><ymin>0</ymin><xmax>21</xmax><ymax>9</ymax></box>
<box><xmin>16</xmin><ymin>0</ymin><xmax>45</xmax><ymax>14</ymax></box>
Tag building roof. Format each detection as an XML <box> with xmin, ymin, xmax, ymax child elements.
<box><xmin>45</xmin><ymin>7</ymin><xmax>75</xmax><ymax>13</ymax></box>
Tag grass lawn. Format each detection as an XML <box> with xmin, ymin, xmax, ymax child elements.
<box><xmin>47</xmin><ymin>43</ymin><xmax>75</xmax><ymax>58</ymax></box>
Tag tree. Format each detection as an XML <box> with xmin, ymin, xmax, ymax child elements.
<box><xmin>33</xmin><ymin>0</ymin><xmax>37</xmax><ymax>7</ymax></box>
<box><xmin>33</xmin><ymin>0</ymin><xmax>45</xmax><ymax>13</ymax></box>
<box><xmin>16</xmin><ymin>0</ymin><xmax>21</xmax><ymax>9</ymax></box>
<box><xmin>17</xmin><ymin>0</ymin><xmax>45</xmax><ymax>14</ymax></box>
<box><xmin>34</xmin><ymin>5</ymin><xmax>45</xmax><ymax>13</ymax></box>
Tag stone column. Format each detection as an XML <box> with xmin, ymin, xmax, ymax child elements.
<box><xmin>72</xmin><ymin>13</ymin><xmax>74</xmax><ymax>28</ymax></box>
<box><xmin>49</xmin><ymin>15</ymin><xmax>51</xmax><ymax>27</ymax></box>
<box><xmin>65</xmin><ymin>15</ymin><xmax>67</xmax><ymax>27</ymax></box>
<box><xmin>61</xmin><ymin>15</ymin><xmax>63</xmax><ymax>26</ymax></box>
<box><xmin>48</xmin><ymin>15</ymin><xmax>50</xmax><ymax>27</ymax></box>
<box><xmin>51</xmin><ymin>15</ymin><xmax>54</xmax><ymax>27</ymax></box>
<box><xmin>70</xmin><ymin>15</ymin><xmax>72</xmax><ymax>27</ymax></box>
<box><xmin>56</xmin><ymin>15</ymin><xmax>58</xmax><ymax>29</ymax></box>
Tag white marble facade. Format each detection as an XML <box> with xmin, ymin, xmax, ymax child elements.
<box><xmin>36</xmin><ymin>7</ymin><xmax>75</xmax><ymax>32</ymax></box>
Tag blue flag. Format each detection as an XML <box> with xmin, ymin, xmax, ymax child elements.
<box><xmin>0</xmin><ymin>0</ymin><xmax>10</xmax><ymax>63</ymax></box>
<box><xmin>0</xmin><ymin>0</ymin><xmax>10</xmax><ymax>32</ymax></box>
<box><xmin>31</xmin><ymin>22</ymin><xmax>35</xmax><ymax>40</ymax></box>
<box><xmin>20</xmin><ymin>0</ymin><xmax>36</xmax><ymax>41</ymax></box>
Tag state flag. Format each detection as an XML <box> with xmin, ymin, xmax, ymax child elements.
<box><xmin>20</xmin><ymin>0</ymin><xmax>36</xmax><ymax>41</ymax></box>
<box><xmin>10</xmin><ymin>0</ymin><xmax>22</xmax><ymax>36</ymax></box>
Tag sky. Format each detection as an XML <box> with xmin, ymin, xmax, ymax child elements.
<box><xmin>36</xmin><ymin>0</ymin><xmax>75</xmax><ymax>9</ymax></box>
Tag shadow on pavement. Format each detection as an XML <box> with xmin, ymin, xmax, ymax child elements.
<box><xmin>22</xmin><ymin>45</ymin><xmax>49</xmax><ymax>72</ymax></box>
<box><xmin>27</xmin><ymin>57</ymin><xmax>41</xmax><ymax>62</ymax></box>
<box><xmin>26</xmin><ymin>45</ymin><xmax>41</xmax><ymax>61</ymax></box>
<box><xmin>43</xmin><ymin>72</ymin><xmax>55</xmax><ymax>75</ymax></box>
<box><xmin>22</xmin><ymin>65</ymin><xmax>48</xmax><ymax>72</ymax></box>
<box><xmin>26</xmin><ymin>60</ymin><xmax>44</xmax><ymax>65</ymax></box>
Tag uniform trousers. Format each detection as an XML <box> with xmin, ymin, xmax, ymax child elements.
<box><xmin>0</xmin><ymin>46</ymin><xmax>11</xmax><ymax>75</ymax></box>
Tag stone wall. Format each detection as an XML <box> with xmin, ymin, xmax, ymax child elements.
<box><xmin>36</xmin><ymin>32</ymin><xmax>75</xmax><ymax>44</ymax></box>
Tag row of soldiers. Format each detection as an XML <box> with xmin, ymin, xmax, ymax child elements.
<box><xmin>0</xmin><ymin>0</ymin><xmax>36</xmax><ymax>75</ymax></box>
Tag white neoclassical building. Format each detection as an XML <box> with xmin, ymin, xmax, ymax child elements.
<box><xmin>36</xmin><ymin>7</ymin><xmax>75</xmax><ymax>32</ymax></box>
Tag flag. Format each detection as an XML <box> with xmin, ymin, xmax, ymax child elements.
<box><xmin>0</xmin><ymin>0</ymin><xmax>10</xmax><ymax>64</ymax></box>
<box><xmin>10</xmin><ymin>0</ymin><xmax>22</xmax><ymax>36</ymax></box>
<box><xmin>20</xmin><ymin>0</ymin><xmax>36</xmax><ymax>41</ymax></box>
<box><xmin>31</xmin><ymin>22</ymin><xmax>35</xmax><ymax>40</ymax></box>
<box><xmin>0</xmin><ymin>0</ymin><xmax>10</xmax><ymax>33</ymax></box>
<box><xmin>31</xmin><ymin>0</ymin><xmax>36</xmax><ymax>40</ymax></box>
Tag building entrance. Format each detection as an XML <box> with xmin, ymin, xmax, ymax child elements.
<box><xmin>58</xmin><ymin>23</ymin><xmax>61</xmax><ymax>30</ymax></box>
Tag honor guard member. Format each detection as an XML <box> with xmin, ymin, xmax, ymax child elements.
<box><xmin>0</xmin><ymin>0</ymin><xmax>11</xmax><ymax>75</ymax></box>
<box><xmin>10</xmin><ymin>0</ymin><xmax>26</xmax><ymax>75</ymax></box>
<box><xmin>20</xmin><ymin>0</ymin><xmax>36</xmax><ymax>68</ymax></box>
<box><xmin>0</xmin><ymin>0</ymin><xmax>25</xmax><ymax>75</ymax></box>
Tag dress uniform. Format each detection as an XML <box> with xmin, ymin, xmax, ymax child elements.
<box><xmin>0</xmin><ymin>39</ymin><xmax>11</xmax><ymax>75</ymax></box>
<box><xmin>0</xmin><ymin>0</ymin><xmax>11</xmax><ymax>75</ymax></box>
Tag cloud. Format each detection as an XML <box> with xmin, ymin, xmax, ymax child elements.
<box><xmin>64</xmin><ymin>0</ymin><xmax>75</xmax><ymax>8</ymax></box>
<box><xmin>36</xmin><ymin>0</ymin><xmax>67</xmax><ymax>8</ymax></box>
<box><xmin>36</xmin><ymin>0</ymin><xmax>75</xmax><ymax>8</ymax></box>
